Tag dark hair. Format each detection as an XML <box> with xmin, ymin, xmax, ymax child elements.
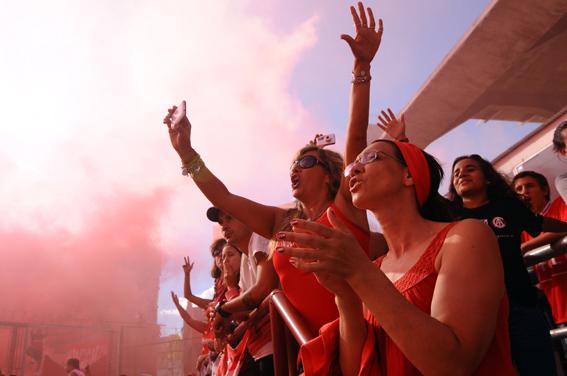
<box><xmin>448</xmin><ymin>154</ymin><xmax>518</xmax><ymax>208</ymax></box>
<box><xmin>376</xmin><ymin>140</ymin><xmax>455</xmax><ymax>222</ymax></box>
<box><xmin>210</xmin><ymin>238</ymin><xmax>226</xmax><ymax>279</ymax></box>
<box><xmin>512</xmin><ymin>171</ymin><xmax>550</xmax><ymax>202</ymax></box>
<box><xmin>293</xmin><ymin>145</ymin><xmax>344</xmax><ymax>201</ymax></box>
<box><xmin>66</xmin><ymin>358</ymin><xmax>80</xmax><ymax>369</ymax></box>
<box><xmin>552</xmin><ymin>121</ymin><xmax>567</xmax><ymax>154</ymax></box>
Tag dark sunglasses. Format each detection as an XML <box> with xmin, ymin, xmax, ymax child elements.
<box><xmin>290</xmin><ymin>155</ymin><xmax>327</xmax><ymax>170</ymax></box>
<box><xmin>344</xmin><ymin>150</ymin><xmax>405</xmax><ymax>177</ymax></box>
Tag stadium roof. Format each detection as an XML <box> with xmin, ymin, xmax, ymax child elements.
<box><xmin>401</xmin><ymin>0</ymin><xmax>567</xmax><ymax>148</ymax></box>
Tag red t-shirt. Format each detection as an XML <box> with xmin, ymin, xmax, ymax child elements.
<box><xmin>524</xmin><ymin>198</ymin><xmax>567</xmax><ymax>324</ymax></box>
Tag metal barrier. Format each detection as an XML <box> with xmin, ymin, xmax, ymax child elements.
<box><xmin>267</xmin><ymin>290</ymin><xmax>315</xmax><ymax>376</ymax></box>
<box><xmin>551</xmin><ymin>326</ymin><xmax>567</xmax><ymax>340</ymax></box>
<box><xmin>524</xmin><ymin>235</ymin><xmax>567</xmax><ymax>267</ymax></box>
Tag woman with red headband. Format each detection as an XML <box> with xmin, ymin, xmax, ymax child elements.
<box><xmin>278</xmin><ymin>140</ymin><xmax>516</xmax><ymax>375</ymax></box>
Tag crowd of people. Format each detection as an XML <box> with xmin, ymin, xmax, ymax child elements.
<box><xmin>164</xmin><ymin>2</ymin><xmax>567</xmax><ymax>375</ymax></box>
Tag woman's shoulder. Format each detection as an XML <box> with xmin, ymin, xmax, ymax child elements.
<box><xmin>447</xmin><ymin>218</ymin><xmax>494</xmax><ymax>241</ymax></box>
<box><xmin>442</xmin><ymin>219</ymin><xmax>498</xmax><ymax>253</ymax></box>
<box><xmin>432</xmin><ymin>219</ymin><xmax>501</xmax><ymax>275</ymax></box>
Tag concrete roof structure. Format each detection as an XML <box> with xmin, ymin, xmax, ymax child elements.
<box><xmin>401</xmin><ymin>0</ymin><xmax>567</xmax><ymax>148</ymax></box>
<box><xmin>492</xmin><ymin>107</ymin><xmax>567</xmax><ymax>198</ymax></box>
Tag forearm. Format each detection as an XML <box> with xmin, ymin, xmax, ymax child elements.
<box><xmin>336</xmin><ymin>293</ymin><xmax>366</xmax><ymax>376</ymax></box>
<box><xmin>224</xmin><ymin>288</ymin><xmax>266</xmax><ymax>314</ymax></box>
<box><xmin>542</xmin><ymin>216</ymin><xmax>567</xmax><ymax>233</ymax></box>
<box><xmin>175</xmin><ymin>305</ymin><xmax>207</xmax><ymax>334</ymax></box>
<box><xmin>344</xmin><ymin>61</ymin><xmax>372</xmax><ymax>164</ymax></box>
<box><xmin>183</xmin><ymin>272</ymin><xmax>193</xmax><ymax>300</ymax></box>
<box><xmin>349</xmin><ymin>263</ymin><xmax>477</xmax><ymax>375</ymax></box>
<box><xmin>187</xmin><ymin>295</ymin><xmax>212</xmax><ymax>310</ymax></box>
<box><xmin>186</xmin><ymin>152</ymin><xmax>279</xmax><ymax>239</ymax></box>
<box><xmin>223</xmin><ymin>257</ymin><xmax>279</xmax><ymax>314</ymax></box>
<box><xmin>522</xmin><ymin>232</ymin><xmax>567</xmax><ymax>254</ymax></box>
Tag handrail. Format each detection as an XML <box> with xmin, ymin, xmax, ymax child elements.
<box><xmin>267</xmin><ymin>289</ymin><xmax>316</xmax><ymax>376</ymax></box>
<box><xmin>523</xmin><ymin>235</ymin><xmax>567</xmax><ymax>267</ymax></box>
<box><xmin>268</xmin><ymin>290</ymin><xmax>315</xmax><ymax>346</ymax></box>
<box><xmin>550</xmin><ymin>326</ymin><xmax>567</xmax><ymax>340</ymax></box>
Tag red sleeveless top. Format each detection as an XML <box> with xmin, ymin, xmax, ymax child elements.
<box><xmin>272</xmin><ymin>203</ymin><xmax>370</xmax><ymax>335</ymax></box>
<box><xmin>301</xmin><ymin>223</ymin><xmax>516</xmax><ymax>375</ymax></box>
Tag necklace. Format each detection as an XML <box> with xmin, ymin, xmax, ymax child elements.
<box><xmin>306</xmin><ymin>204</ymin><xmax>330</xmax><ymax>221</ymax></box>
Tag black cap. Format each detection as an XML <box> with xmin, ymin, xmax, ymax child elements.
<box><xmin>206</xmin><ymin>207</ymin><xmax>221</xmax><ymax>223</ymax></box>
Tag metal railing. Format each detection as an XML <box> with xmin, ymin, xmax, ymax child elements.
<box><xmin>524</xmin><ymin>235</ymin><xmax>567</xmax><ymax>267</ymax></box>
<box><xmin>267</xmin><ymin>290</ymin><xmax>315</xmax><ymax>376</ymax></box>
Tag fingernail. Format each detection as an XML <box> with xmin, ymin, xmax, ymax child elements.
<box><xmin>276</xmin><ymin>232</ymin><xmax>286</xmax><ymax>240</ymax></box>
<box><xmin>276</xmin><ymin>247</ymin><xmax>284</xmax><ymax>253</ymax></box>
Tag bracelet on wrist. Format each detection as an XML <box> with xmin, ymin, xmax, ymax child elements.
<box><xmin>181</xmin><ymin>153</ymin><xmax>205</xmax><ymax>178</ymax></box>
<box><xmin>351</xmin><ymin>69</ymin><xmax>371</xmax><ymax>84</ymax></box>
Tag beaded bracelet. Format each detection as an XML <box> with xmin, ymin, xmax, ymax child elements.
<box><xmin>181</xmin><ymin>154</ymin><xmax>205</xmax><ymax>178</ymax></box>
<box><xmin>352</xmin><ymin>70</ymin><xmax>371</xmax><ymax>84</ymax></box>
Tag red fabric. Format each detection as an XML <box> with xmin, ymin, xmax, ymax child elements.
<box><xmin>392</xmin><ymin>141</ymin><xmax>430</xmax><ymax>207</ymax></box>
<box><xmin>528</xmin><ymin>197</ymin><xmax>567</xmax><ymax>324</ymax></box>
<box><xmin>225</xmin><ymin>287</ymin><xmax>241</xmax><ymax>301</ymax></box>
<box><xmin>273</xmin><ymin>203</ymin><xmax>370</xmax><ymax>335</ymax></box>
<box><xmin>202</xmin><ymin>278</ymin><xmax>228</xmax><ymax>355</ymax></box>
<box><xmin>247</xmin><ymin>315</ymin><xmax>272</xmax><ymax>357</ymax></box>
<box><xmin>301</xmin><ymin>223</ymin><xmax>516</xmax><ymax>376</ymax></box>
<box><xmin>216</xmin><ymin>330</ymin><xmax>251</xmax><ymax>376</ymax></box>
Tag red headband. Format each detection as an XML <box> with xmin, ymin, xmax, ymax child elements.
<box><xmin>392</xmin><ymin>141</ymin><xmax>431</xmax><ymax>207</ymax></box>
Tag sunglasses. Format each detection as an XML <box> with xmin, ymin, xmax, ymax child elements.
<box><xmin>344</xmin><ymin>150</ymin><xmax>405</xmax><ymax>177</ymax></box>
<box><xmin>290</xmin><ymin>155</ymin><xmax>327</xmax><ymax>170</ymax></box>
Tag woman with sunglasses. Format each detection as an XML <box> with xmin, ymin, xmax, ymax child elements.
<box><xmin>277</xmin><ymin>140</ymin><xmax>516</xmax><ymax>375</ymax></box>
<box><xmin>163</xmin><ymin>3</ymin><xmax>386</xmax><ymax>336</ymax></box>
<box><xmin>449</xmin><ymin>154</ymin><xmax>567</xmax><ymax>375</ymax></box>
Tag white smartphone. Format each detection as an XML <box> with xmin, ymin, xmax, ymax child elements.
<box><xmin>315</xmin><ymin>133</ymin><xmax>336</xmax><ymax>147</ymax></box>
<box><xmin>170</xmin><ymin>100</ymin><xmax>186</xmax><ymax>129</ymax></box>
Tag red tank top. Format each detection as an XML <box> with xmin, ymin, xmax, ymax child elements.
<box><xmin>272</xmin><ymin>203</ymin><xmax>370</xmax><ymax>335</ymax></box>
<box><xmin>301</xmin><ymin>223</ymin><xmax>516</xmax><ymax>375</ymax></box>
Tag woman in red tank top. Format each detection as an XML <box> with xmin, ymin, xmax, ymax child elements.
<box><xmin>278</xmin><ymin>140</ymin><xmax>516</xmax><ymax>375</ymax></box>
<box><xmin>163</xmin><ymin>3</ymin><xmax>386</xmax><ymax>336</ymax></box>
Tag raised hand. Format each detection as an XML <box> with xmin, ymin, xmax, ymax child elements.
<box><xmin>341</xmin><ymin>2</ymin><xmax>384</xmax><ymax>65</ymax></box>
<box><xmin>162</xmin><ymin>100</ymin><xmax>195</xmax><ymax>163</ymax></box>
<box><xmin>377</xmin><ymin>108</ymin><xmax>407</xmax><ymax>141</ymax></box>
<box><xmin>171</xmin><ymin>291</ymin><xmax>182</xmax><ymax>308</ymax></box>
<box><xmin>183</xmin><ymin>256</ymin><xmax>194</xmax><ymax>275</ymax></box>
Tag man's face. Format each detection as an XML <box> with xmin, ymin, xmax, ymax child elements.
<box><xmin>217</xmin><ymin>212</ymin><xmax>250</xmax><ymax>243</ymax></box>
<box><xmin>514</xmin><ymin>176</ymin><xmax>548</xmax><ymax>213</ymax></box>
